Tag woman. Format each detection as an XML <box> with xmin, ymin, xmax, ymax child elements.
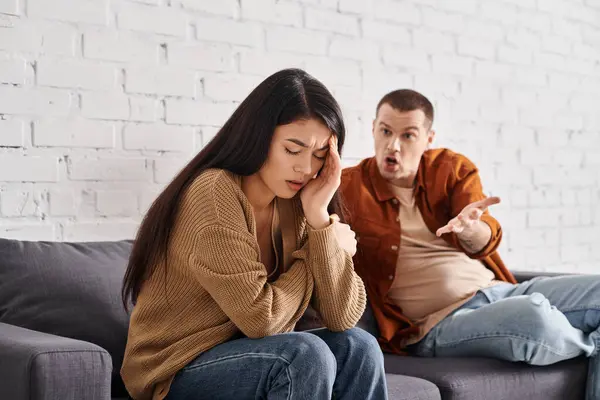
<box><xmin>121</xmin><ymin>69</ymin><xmax>387</xmax><ymax>400</ymax></box>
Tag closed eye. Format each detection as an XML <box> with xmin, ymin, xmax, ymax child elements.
<box><xmin>287</xmin><ymin>147</ymin><xmax>327</xmax><ymax>160</ymax></box>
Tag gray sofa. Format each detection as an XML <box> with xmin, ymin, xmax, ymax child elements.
<box><xmin>0</xmin><ymin>238</ymin><xmax>587</xmax><ymax>399</ymax></box>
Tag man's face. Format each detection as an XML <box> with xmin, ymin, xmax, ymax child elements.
<box><xmin>372</xmin><ymin>104</ymin><xmax>435</xmax><ymax>187</ymax></box>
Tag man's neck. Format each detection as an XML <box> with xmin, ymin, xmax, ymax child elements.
<box><xmin>388</xmin><ymin>174</ymin><xmax>416</xmax><ymax>189</ymax></box>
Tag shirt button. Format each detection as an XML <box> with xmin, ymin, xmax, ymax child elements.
<box><xmin>388</xmin><ymin>275</ymin><xmax>394</xmax><ymax>280</ymax></box>
<box><xmin>391</xmin><ymin>245</ymin><xmax>398</xmax><ymax>251</ymax></box>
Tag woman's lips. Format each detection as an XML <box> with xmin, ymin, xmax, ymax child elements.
<box><xmin>286</xmin><ymin>180</ymin><xmax>304</xmax><ymax>191</ymax></box>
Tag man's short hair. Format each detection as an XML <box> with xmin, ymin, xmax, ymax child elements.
<box><xmin>376</xmin><ymin>89</ymin><xmax>434</xmax><ymax>128</ymax></box>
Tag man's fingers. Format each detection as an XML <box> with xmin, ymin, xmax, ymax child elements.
<box><xmin>437</xmin><ymin>217</ymin><xmax>470</xmax><ymax>236</ymax></box>
<box><xmin>473</xmin><ymin>196</ymin><xmax>501</xmax><ymax>210</ymax></box>
<box><xmin>458</xmin><ymin>214</ymin><xmax>475</xmax><ymax>227</ymax></box>
<box><xmin>436</xmin><ymin>225</ymin><xmax>452</xmax><ymax>237</ymax></box>
<box><xmin>468</xmin><ymin>208</ymin><xmax>483</xmax><ymax>220</ymax></box>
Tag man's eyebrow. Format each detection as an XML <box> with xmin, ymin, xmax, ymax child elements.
<box><xmin>286</xmin><ymin>138</ymin><xmax>329</xmax><ymax>151</ymax></box>
<box><xmin>379</xmin><ymin>122</ymin><xmax>420</xmax><ymax>132</ymax></box>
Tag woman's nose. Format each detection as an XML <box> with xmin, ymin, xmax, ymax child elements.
<box><xmin>294</xmin><ymin>156</ymin><xmax>312</xmax><ymax>174</ymax></box>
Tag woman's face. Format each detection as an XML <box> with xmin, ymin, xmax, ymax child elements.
<box><xmin>258</xmin><ymin>118</ymin><xmax>333</xmax><ymax>199</ymax></box>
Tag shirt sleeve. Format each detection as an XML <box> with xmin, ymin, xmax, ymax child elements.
<box><xmin>447</xmin><ymin>160</ymin><xmax>503</xmax><ymax>259</ymax></box>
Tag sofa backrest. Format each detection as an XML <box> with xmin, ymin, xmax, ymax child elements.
<box><xmin>0</xmin><ymin>238</ymin><xmax>133</xmax><ymax>395</ymax></box>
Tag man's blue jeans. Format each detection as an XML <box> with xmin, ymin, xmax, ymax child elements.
<box><xmin>411</xmin><ymin>275</ymin><xmax>600</xmax><ymax>399</ymax></box>
<box><xmin>166</xmin><ymin>327</ymin><xmax>388</xmax><ymax>399</ymax></box>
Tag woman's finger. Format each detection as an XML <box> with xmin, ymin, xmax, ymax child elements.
<box><xmin>329</xmin><ymin>136</ymin><xmax>341</xmax><ymax>167</ymax></box>
<box><xmin>327</xmin><ymin>136</ymin><xmax>342</xmax><ymax>183</ymax></box>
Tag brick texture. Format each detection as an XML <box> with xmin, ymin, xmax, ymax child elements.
<box><xmin>0</xmin><ymin>0</ymin><xmax>598</xmax><ymax>272</ymax></box>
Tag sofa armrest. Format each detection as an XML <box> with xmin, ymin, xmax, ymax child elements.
<box><xmin>511</xmin><ymin>270</ymin><xmax>574</xmax><ymax>283</ymax></box>
<box><xmin>0</xmin><ymin>322</ymin><xmax>113</xmax><ymax>400</ymax></box>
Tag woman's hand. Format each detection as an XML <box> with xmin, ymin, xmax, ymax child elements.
<box><xmin>331</xmin><ymin>215</ymin><xmax>357</xmax><ymax>256</ymax></box>
<box><xmin>300</xmin><ymin>135</ymin><xmax>342</xmax><ymax>230</ymax></box>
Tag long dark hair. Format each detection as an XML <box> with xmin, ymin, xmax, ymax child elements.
<box><xmin>122</xmin><ymin>68</ymin><xmax>347</xmax><ymax>308</ymax></box>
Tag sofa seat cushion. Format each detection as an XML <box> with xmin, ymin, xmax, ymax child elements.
<box><xmin>384</xmin><ymin>354</ymin><xmax>587</xmax><ymax>400</ymax></box>
<box><xmin>0</xmin><ymin>238</ymin><xmax>133</xmax><ymax>396</ymax></box>
<box><xmin>386</xmin><ymin>373</ymin><xmax>441</xmax><ymax>400</ymax></box>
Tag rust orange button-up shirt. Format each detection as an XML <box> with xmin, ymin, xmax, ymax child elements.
<box><xmin>340</xmin><ymin>149</ymin><xmax>516</xmax><ymax>354</ymax></box>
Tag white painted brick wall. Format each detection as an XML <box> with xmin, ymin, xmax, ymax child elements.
<box><xmin>83</xmin><ymin>30</ymin><xmax>159</xmax><ymax>64</ymax></box>
<box><xmin>33</xmin><ymin>119</ymin><xmax>115</xmax><ymax>148</ymax></box>
<box><xmin>0</xmin><ymin>0</ymin><xmax>19</xmax><ymax>15</ymax></box>
<box><xmin>125</xmin><ymin>67</ymin><xmax>197</xmax><ymax>97</ymax></box>
<box><xmin>37</xmin><ymin>59</ymin><xmax>117</xmax><ymax>91</ymax></box>
<box><xmin>67</xmin><ymin>158</ymin><xmax>148</xmax><ymax>181</ymax></box>
<box><xmin>28</xmin><ymin>0</ymin><xmax>110</xmax><ymax>25</ymax></box>
<box><xmin>167</xmin><ymin>42</ymin><xmax>235</xmax><ymax>71</ymax></box>
<box><xmin>116</xmin><ymin>2</ymin><xmax>188</xmax><ymax>37</ymax></box>
<box><xmin>81</xmin><ymin>92</ymin><xmax>130</xmax><ymax>120</ymax></box>
<box><xmin>0</xmin><ymin>0</ymin><xmax>599</xmax><ymax>274</ymax></box>
<box><xmin>123</xmin><ymin>123</ymin><xmax>194</xmax><ymax>152</ymax></box>
<box><xmin>0</xmin><ymin>57</ymin><xmax>27</xmax><ymax>85</ymax></box>
<box><xmin>0</xmin><ymin>155</ymin><xmax>59</xmax><ymax>182</ymax></box>
<box><xmin>177</xmin><ymin>0</ymin><xmax>238</xmax><ymax>18</ymax></box>
<box><xmin>0</xmin><ymin>119</ymin><xmax>25</xmax><ymax>147</ymax></box>
<box><xmin>195</xmin><ymin>17</ymin><xmax>263</xmax><ymax>47</ymax></box>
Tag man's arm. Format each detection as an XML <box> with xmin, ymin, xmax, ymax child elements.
<box><xmin>436</xmin><ymin>158</ymin><xmax>503</xmax><ymax>258</ymax></box>
<box><xmin>456</xmin><ymin>209</ymin><xmax>493</xmax><ymax>254</ymax></box>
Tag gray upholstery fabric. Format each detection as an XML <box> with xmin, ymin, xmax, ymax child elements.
<box><xmin>513</xmin><ymin>270</ymin><xmax>567</xmax><ymax>283</ymax></box>
<box><xmin>386</xmin><ymin>374</ymin><xmax>441</xmax><ymax>400</ymax></box>
<box><xmin>384</xmin><ymin>354</ymin><xmax>587</xmax><ymax>400</ymax></box>
<box><xmin>0</xmin><ymin>322</ymin><xmax>112</xmax><ymax>400</ymax></box>
<box><xmin>360</xmin><ymin>293</ymin><xmax>587</xmax><ymax>399</ymax></box>
<box><xmin>3</xmin><ymin>237</ymin><xmax>583</xmax><ymax>400</ymax></box>
<box><xmin>0</xmin><ymin>238</ymin><xmax>132</xmax><ymax>396</ymax></box>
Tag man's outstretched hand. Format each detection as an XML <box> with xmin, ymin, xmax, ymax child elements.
<box><xmin>436</xmin><ymin>196</ymin><xmax>501</xmax><ymax>237</ymax></box>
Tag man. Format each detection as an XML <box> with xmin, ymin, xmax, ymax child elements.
<box><xmin>341</xmin><ymin>89</ymin><xmax>600</xmax><ymax>398</ymax></box>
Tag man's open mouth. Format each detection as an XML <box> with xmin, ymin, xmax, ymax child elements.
<box><xmin>385</xmin><ymin>156</ymin><xmax>399</xmax><ymax>165</ymax></box>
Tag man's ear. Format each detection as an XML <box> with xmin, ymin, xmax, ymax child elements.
<box><xmin>372</xmin><ymin>119</ymin><xmax>376</xmax><ymax>137</ymax></box>
<box><xmin>428</xmin><ymin>129</ymin><xmax>436</xmax><ymax>145</ymax></box>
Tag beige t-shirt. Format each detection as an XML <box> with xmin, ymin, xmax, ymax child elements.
<box><xmin>387</xmin><ymin>185</ymin><xmax>500</xmax><ymax>344</ymax></box>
